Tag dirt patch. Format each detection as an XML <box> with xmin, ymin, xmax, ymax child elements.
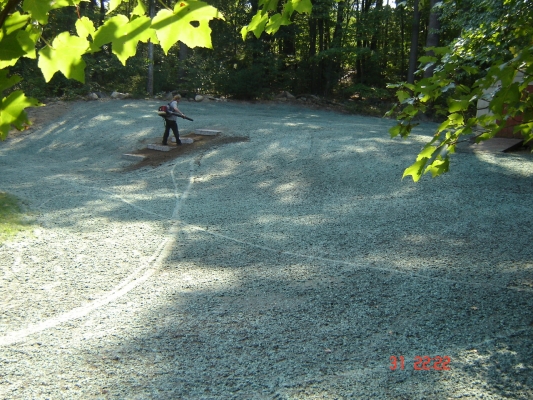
<box><xmin>122</xmin><ymin>134</ymin><xmax>249</xmax><ymax>171</ymax></box>
<box><xmin>8</xmin><ymin>101</ymin><xmax>77</xmax><ymax>137</ymax></box>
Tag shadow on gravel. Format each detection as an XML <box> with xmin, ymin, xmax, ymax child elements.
<box><xmin>84</xmin><ymin>135</ymin><xmax>533</xmax><ymax>397</ymax></box>
<box><xmin>2</xmin><ymin>101</ymin><xmax>533</xmax><ymax>398</ymax></box>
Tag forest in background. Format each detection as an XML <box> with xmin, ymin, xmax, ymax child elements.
<box><xmin>2</xmin><ymin>0</ymin><xmax>531</xmax><ymax>180</ymax></box>
<box><xmin>9</xmin><ymin>0</ymin><xmax>459</xmax><ymax>115</ymax></box>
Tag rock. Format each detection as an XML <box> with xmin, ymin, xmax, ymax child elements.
<box><xmin>95</xmin><ymin>92</ymin><xmax>107</xmax><ymax>98</ymax></box>
<box><xmin>164</xmin><ymin>92</ymin><xmax>173</xmax><ymax>100</ymax></box>
<box><xmin>147</xmin><ymin>144</ymin><xmax>170</xmax><ymax>151</ymax></box>
<box><xmin>275</xmin><ymin>91</ymin><xmax>295</xmax><ymax>100</ymax></box>
<box><xmin>195</xmin><ymin>95</ymin><xmax>204</xmax><ymax>102</ymax></box>
<box><xmin>122</xmin><ymin>153</ymin><xmax>147</xmax><ymax>161</ymax></box>
<box><xmin>172</xmin><ymin>137</ymin><xmax>194</xmax><ymax>144</ymax></box>
<box><xmin>195</xmin><ymin>129</ymin><xmax>221</xmax><ymax>136</ymax></box>
<box><xmin>111</xmin><ymin>91</ymin><xmax>130</xmax><ymax>99</ymax></box>
<box><xmin>87</xmin><ymin>93</ymin><xmax>98</xmax><ymax>100</ymax></box>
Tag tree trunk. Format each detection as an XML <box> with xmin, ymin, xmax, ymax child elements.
<box><xmin>100</xmin><ymin>0</ymin><xmax>105</xmax><ymax>23</ymax></box>
<box><xmin>146</xmin><ymin>0</ymin><xmax>155</xmax><ymax>96</ymax></box>
<box><xmin>423</xmin><ymin>0</ymin><xmax>440</xmax><ymax>78</ymax></box>
<box><xmin>178</xmin><ymin>41</ymin><xmax>189</xmax><ymax>90</ymax></box>
<box><xmin>407</xmin><ymin>0</ymin><xmax>420</xmax><ymax>84</ymax></box>
<box><xmin>325</xmin><ymin>0</ymin><xmax>346</xmax><ymax>95</ymax></box>
<box><xmin>400</xmin><ymin>4</ymin><xmax>405</xmax><ymax>80</ymax></box>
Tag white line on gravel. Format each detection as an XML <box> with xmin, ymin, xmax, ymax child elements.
<box><xmin>0</xmin><ymin>159</ymin><xmax>196</xmax><ymax>346</ymax></box>
<box><xmin>2</xmin><ymin>142</ymin><xmax>530</xmax><ymax>348</ymax></box>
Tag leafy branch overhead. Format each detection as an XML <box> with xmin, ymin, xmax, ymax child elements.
<box><xmin>0</xmin><ymin>0</ymin><xmax>314</xmax><ymax>140</ymax></box>
<box><xmin>387</xmin><ymin>0</ymin><xmax>533</xmax><ymax>182</ymax></box>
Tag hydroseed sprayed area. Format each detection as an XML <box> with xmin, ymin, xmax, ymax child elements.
<box><xmin>1</xmin><ymin>99</ymin><xmax>532</xmax><ymax>399</ymax></box>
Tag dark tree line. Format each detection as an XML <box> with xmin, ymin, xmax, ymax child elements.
<box><xmin>9</xmin><ymin>0</ymin><xmax>464</xmax><ymax>103</ymax></box>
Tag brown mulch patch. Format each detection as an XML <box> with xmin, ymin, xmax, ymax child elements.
<box><xmin>122</xmin><ymin>133</ymin><xmax>250</xmax><ymax>171</ymax></box>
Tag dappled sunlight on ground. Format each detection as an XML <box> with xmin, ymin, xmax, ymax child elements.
<box><xmin>0</xmin><ymin>100</ymin><xmax>532</xmax><ymax>398</ymax></box>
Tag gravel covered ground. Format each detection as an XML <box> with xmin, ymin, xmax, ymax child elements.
<box><xmin>1</xmin><ymin>99</ymin><xmax>532</xmax><ymax>399</ymax></box>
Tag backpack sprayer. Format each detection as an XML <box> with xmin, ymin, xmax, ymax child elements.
<box><xmin>157</xmin><ymin>104</ymin><xmax>194</xmax><ymax>121</ymax></box>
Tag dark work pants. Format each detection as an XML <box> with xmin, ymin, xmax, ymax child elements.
<box><xmin>163</xmin><ymin>119</ymin><xmax>180</xmax><ymax>144</ymax></box>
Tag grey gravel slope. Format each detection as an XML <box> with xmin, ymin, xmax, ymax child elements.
<box><xmin>1</xmin><ymin>99</ymin><xmax>532</xmax><ymax>399</ymax></box>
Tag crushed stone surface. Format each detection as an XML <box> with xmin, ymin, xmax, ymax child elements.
<box><xmin>1</xmin><ymin>99</ymin><xmax>532</xmax><ymax>399</ymax></box>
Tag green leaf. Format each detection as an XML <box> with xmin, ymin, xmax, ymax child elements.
<box><xmin>91</xmin><ymin>15</ymin><xmax>129</xmax><ymax>48</ymax></box>
<box><xmin>419</xmin><ymin>55</ymin><xmax>437</xmax><ymax>64</ymax></box>
<box><xmin>292</xmin><ymin>0</ymin><xmax>312</xmax><ymax>13</ymax></box>
<box><xmin>131</xmin><ymin>0</ymin><xmax>147</xmax><ymax>16</ymax></box>
<box><xmin>265</xmin><ymin>13</ymin><xmax>290</xmax><ymax>35</ymax></box>
<box><xmin>416</xmin><ymin>144</ymin><xmax>437</xmax><ymax>161</ymax></box>
<box><xmin>16</xmin><ymin>29</ymin><xmax>37</xmax><ymax>59</ymax></box>
<box><xmin>403</xmin><ymin>158</ymin><xmax>428</xmax><ymax>182</ymax></box>
<box><xmin>448</xmin><ymin>98</ymin><xmax>470</xmax><ymax>113</ymax></box>
<box><xmin>113</xmin><ymin>15</ymin><xmax>156</xmax><ymax>64</ymax></box>
<box><xmin>22</xmin><ymin>0</ymin><xmax>86</xmax><ymax>24</ymax></box>
<box><xmin>245</xmin><ymin>11</ymin><xmax>269</xmax><ymax>39</ymax></box>
<box><xmin>396</xmin><ymin>90</ymin><xmax>410</xmax><ymax>103</ymax></box>
<box><xmin>0</xmin><ymin>90</ymin><xmax>40</xmax><ymax>140</ymax></box>
<box><xmin>0</xmin><ymin>69</ymin><xmax>21</xmax><ymax>92</ymax></box>
<box><xmin>462</xmin><ymin>65</ymin><xmax>478</xmax><ymax>74</ymax></box>
<box><xmin>38</xmin><ymin>32</ymin><xmax>89</xmax><ymax>82</ymax></box>
<box><xmin>3</xmin><ymin>12</ymin><xmax>29</xmax><ymax>36</ymax></box>
<box><xmin>259</xmin><ymin>0</ymin><xmax>279</xmax><ymax>13</ymax></box>
<box><xmin>92</xmin><ymin>15</ymin><xmax>157</xmax><ymax>64</ymax></box>
<box><xmin>425</xmin><ymin>157</ymin><xmax>449</xmax><ymax>178</ymax></box>
<box><xmin>389</xmin><ymin>124</ymin><xmax>401</xmax><ymax>138</ymax></box>
<box><xmin>0</xmin><ymin>31</ymin><xmax>25</xmax><ymax>69</ymax></box>
<box><xmin>514</xmin><ymin>122</ymin><xmax>533</xmax><ymax>142</ymax></box>
<box><xmin>243</xmin><ymin>0</ymin><xmax>311</xmax><ymax>39</ymax></box>
<box><xmin>152</xmin><ymin>1</ymin><xmax>224</xmax><ymax>53</ymax></box>
<box><xmin>438</xmin><ymin>118</ymin><xmax>451</xmax><ymax>132</ymax></box>
<box><xmin>108</xmin><ymin>0</ymin><xmax>127</xmax><ymax>14</ymax></box>
<box><xmin>447</xmin><ymin>113</ymin><xmax>464</xmax><ymax>125</ymax></box>
<box><xmin>76</xmin><ymin>16</ymin><xmax>96</xmax><ymax>39</ymax></box>
<box><xmin>22</xmin><ymin>0</ymin><xmax>54</xmax><ymax>24</ymax></box>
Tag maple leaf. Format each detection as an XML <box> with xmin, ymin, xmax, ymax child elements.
<box><xmin>107</xmin><ymin>0</ymin><xmax>125</xmax><ymax>14</ymax></box>
<box><xmin>38</xmin><ymin>32</ymin><xmax>89</xmax><ymax>82</ymax></box>
<box><xmin>22</xmin><ymin>0</ymin><xmax>85</xmax><ymax>24</ymax></box>
<box><xmin>131</xmin><ymin>0</ymin><xmax>147</xmax><ymax>17</ymax></box>
<box><xmin>0</xmin><ymin>70</ymin><xmax>21</xmax><ymax>93</ymax></box>
<box><xmin>0</xmin><ymin>90</ymin><xmax>40</xmax><ymax>140</ymax></box>
<box><xmin>151</xmin><ymin>0</ymin><xmax>224</xmax><ymax>54</ymax></box>
<box><xmin>92</xmin><ymin>15</ymin><xmax>157</xmax><ymax>65</ymax></box>
<box><xmin>76</xmin><ymin>17</ymin><xmax>96</xmax><ymax>40</ymax></box>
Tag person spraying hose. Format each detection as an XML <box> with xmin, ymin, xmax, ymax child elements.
<box><xmin>162</xmin><ymin>94</ymin><xmax>192</xmax><ymax>146</ymax></box>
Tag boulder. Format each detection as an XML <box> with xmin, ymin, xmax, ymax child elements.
<box><xmin>111</xmin><ymin>91</ymin><xmax>130</xmax><ymax>99</ymax></box>
<box><xmin>275</xmin><ymin>91</ymin><xmax>296</xmax><ymax>100</ymax></box>
<box><xmin>87</xmin><ymin>93</ymin><xmax>99</xmax><ymax>100</ymax></box>
<box><xmin>195</xmin><ymin>95</ymin><xmax>204</xmax><ymax>102</ymax></box>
